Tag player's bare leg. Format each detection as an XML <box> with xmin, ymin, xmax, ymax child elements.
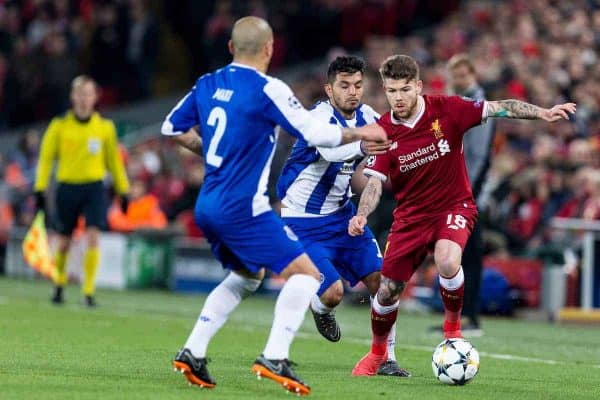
<box><xmin>310</xmin><ymin>280</ymin><xmax>343</xmax><ymax>342</ymax></box>
<box><xmin>252</xmin><ymin>254</ymin><xmax>320</xmax><ymax>396</ymax></box>
<box><xmin>434</xmin><ymin>239</ymin><xmax>465</xmax><ymax>339</ymax></box>
<box><xmin>173</xmin><ymin>268</ymin><xmax>264</xmax><ymax>388</ymax></box>
<box><xmin>352</xmin><ymin>276</ymin><xmax>405</xmax><ymax>376</ymax></box>
<box><xmin>361</xmin><ymin>271</ymin><xmax>410</xmax><ymax>377</ymax></box>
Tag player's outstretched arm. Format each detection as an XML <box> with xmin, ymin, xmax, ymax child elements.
<box><xmin>340</xmin><ymin>123</ymin><xmax>387</xmax><ymax>145</ymax></box>
<box><xmin>170</xmin><ymin>126</ymin><xmax>203</xmax><ymax>156</ymax></box>
<box><xmin>348</xmin><ymin>176</ymin><xmax>383</xmax><ymax>236</ymax></box>
<box><xmin>487</xmin><ymin>100</ymin><xmax>576</xmax><ymax>122</ymax></box>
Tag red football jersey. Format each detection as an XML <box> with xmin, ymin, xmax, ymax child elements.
<box><xmin>364</xmin><ymin>95</ymin><xmax>487</xmax><ymax>223</ymax></box>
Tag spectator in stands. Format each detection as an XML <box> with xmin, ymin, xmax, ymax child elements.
<box><xmin>442</xmin><ymin>54</ymin><xmax>495</xmax><ymax>335</ymax></box>
<box><xmin>108</xmin><ymin>178</ymin><xmax>167</xmax><ymax>232</ymax></box>
<box><xmin>125</xmin><ymin>0</ymin><xmax>159</xmax><ymax>100</ymax></box>
<box><xmin>167</xmin><ymin>163</ymin><xmax>204</xmax><ymax>221</ymax></box>
<box><xmin>582</xmin><ymin>172</ymin><xmax>600</xmax><ymax>221</ymax></box>
<box><xmin>89</xmin><ymin>1</ymin><xmax>128</xmax><ymax>104</ymax></box>
<box><xmin>12</xmin><ymin>129</ymin><xmax>40</xmax><ymax>189</ymax></box>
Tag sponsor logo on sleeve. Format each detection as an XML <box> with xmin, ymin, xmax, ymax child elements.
<box><xmin>461</xmin><ymin>96</ymin><xmax>482</xmax><ymax>108</ymax></box>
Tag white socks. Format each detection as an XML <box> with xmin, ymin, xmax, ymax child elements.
<box><xmin>387</xmin><ymin>322</ymin><xmax>397</xmax><ymax>361</ymax></box>
<box><xmin>310</xmin><ymin>294</ymin><xmax>333</xmax><ymax>314</ymax></box>
<box><xmin>263</xmin><ymin>274</ymin><xmax>320</xmax><ymax>360</ymax></box>
<box><xmin>439</xmin><ymin>267</ymin><xmax>464</xmax><ymax>290</ymax></box>
<box><xmin>185</xmin><ymin>272</ymin><xmax>261</xmax><ymax>358</ymax></box>
<box><xmin>372</xmin><ymin>294</ymin><xmax>400</xmax><ymax>314</ymax></box>
<box><xmin>371</xmin><ymin>295</ymin><xmax>399</xmax><ymax>362</ymax></box>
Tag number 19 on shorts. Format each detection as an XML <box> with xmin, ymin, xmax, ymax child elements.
<box><xmin>446</xmin><ymin>214</ymin><xmax>467</xmax><ymax>230</ymax></box>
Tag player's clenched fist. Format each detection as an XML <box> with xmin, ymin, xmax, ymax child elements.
<box><xmin>348</xmin><ymin>215</ymin><xmax>367</xmax><ymax>236</ymax></box>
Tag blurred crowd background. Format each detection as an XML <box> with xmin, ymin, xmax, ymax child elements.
<box><xmin>1</xmin><ymin>0</ymin><xmax>599</xmax><ymax>280</ymax></box>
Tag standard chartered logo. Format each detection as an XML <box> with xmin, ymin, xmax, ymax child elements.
<box><xmin>437</xmin><ymin>139</ymin><xmax>450</xmax><ymax>155</ymax></box>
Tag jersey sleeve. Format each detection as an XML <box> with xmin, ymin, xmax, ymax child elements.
<box><xmin>445</xmin><ymin>95</ymin><xmax>487</xmax><ymax>134</ymax></box>
<box><xmin>361</xmin><ymin>104</ymin><xmax>381</xmax><ymax>121</ymax></box>
<box><xmin>33</xmin><ymin>117</ymin><xmax>60</xmax><ymax>192</ymax></box>
<box><xmin>161</xmin><ymin>85</ymin><xmax>200</xmax><ymax>136</ymax></box>
<box><xmin>263</xmin><ymin>78</ymin><xmax>342</xmax><ymax>148</ymax></box>
<box><xmin>308</xmin><ymin>105</ymin><xmax>364</xmax><ymax>162</ymax></box>
<box><xmin>103</xmin><ymin>120</ymin><xmax>130</xmax><ymax>195</ymax></box>
<box><xmin>317</xmin><ymin>142</ymin><xmax>363</xmax><ymax>162</ymax></box>
<box><xmin>363</xmin><ymin>153</ymin><xmax>391</xmax><ymax>182</ymax></box>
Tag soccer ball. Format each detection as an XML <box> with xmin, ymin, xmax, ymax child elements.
<box><xmin>432</xmin><ymin>338</ymin><xmax>480</xmax><ymax>385</ymax></box>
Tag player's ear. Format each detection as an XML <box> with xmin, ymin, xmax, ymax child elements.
<box><xmin>228</xmin><ymin>40</ymin><xmax>235</xmax><ymax>56</ymax></box>
<box><xmin>264</xmin><ymin>39</ymin><xmax>274</xmax><ymax>60</ymax></box>
<box><xmin>324</xmin><ymin>83</ymin><xmax>333</xmax><ymax>98</ymax></box>
<box><xmin>416</xmin><ymin>80</ymin><xmax>423</xmax><ymax>95</ymax></box>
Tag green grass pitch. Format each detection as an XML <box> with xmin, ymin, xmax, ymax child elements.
<box><xmin>1</xmin><ymin>277</ymin><xmax>599</xmax><ymax>399</ymax></box>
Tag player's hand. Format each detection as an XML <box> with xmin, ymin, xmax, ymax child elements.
<box><xmin>348</xmin><ymin>215</ymin><xmax>367</xmax><ymax>236</ymax></box>
<box><xmin>119</xmin><ymin>194</ymin><xmax>130</xmax><ymax>214</ymax></box>
<box><xmin>541</xmin><ymin>103</ymin><xmax>576</xmax><ymax>122</ymax></box>
<box><xmin>355</xmin><ymin>123</ymin><xmax>387</xmax><ymax>142</ymax></box>
<box><xmin>360</xmin><ymin>139</ymin><xmax>391</xmax><ymax>156</ymax></box>
<box><xmin>34</xmin><ymin>191</ymin><xmax>46</xmax><ymax>213</ymax></box>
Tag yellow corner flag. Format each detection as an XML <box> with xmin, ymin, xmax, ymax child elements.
<box><xmin>22</xmin><ymin>211</ymin><xmax>55</xmax><ymax>279</ymax></box>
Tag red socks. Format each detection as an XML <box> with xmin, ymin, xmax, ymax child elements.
<box><xmin>370</xmin><ymin>297</ymin><xmax>399</xmax><ymax>355</ymax></box>
<box><xmin>439</xmin><ymin>268</ymin><xmax>465</xmax><ymax>334</ymax></box>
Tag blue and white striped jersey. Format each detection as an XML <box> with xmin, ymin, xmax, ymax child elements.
<box><xmin>277</xmin><ymin>101</ymin><xmax>379</xmax><ymax>216</ymax></box>
<box><xmin>161</xmin><ymin>63</ymin><xmax>343</xmax><ymax>220</ymax></box>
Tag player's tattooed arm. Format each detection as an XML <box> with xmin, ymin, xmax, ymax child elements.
<box><xmin>357</xmin><ymin>177</ymin><xmax>382</xmax><ymax>218</ymax></box>
<box><xmin>487</xmin><ymin>100</ymin><xmax>576</xmax><ymax>122</ymax></box>
<box><xmin>348</xmin><ymin>176</ymin><xmax>382</xmax><ymax>237</ymax></box>
<box><xmin>171</xmin><ymin>126</ymin><xmax>203</xmax><ymax>155</ymax></box>
<box><xmin>377</xmin><ymin>276</ymin><xmax>406</xmax><ymax>304</ymax></box>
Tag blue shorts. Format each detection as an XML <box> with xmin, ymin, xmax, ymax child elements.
<box><xmin>282</xmin><ymin>202</ymin><xmax>382</xmax><ymax>296</ymax></box>
<box><xmin>196</xmin><ymin>209</ymin><xmax>305</xmax><ymax>275</ymax></box>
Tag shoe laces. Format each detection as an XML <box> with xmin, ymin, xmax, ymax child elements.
<box><xmin>317</xmin><ymin>311</ymin><xmax>336</xmax><ymax>323</ymax></box>
<box><xmin>284</xmin><ymin>359</ymin><xmax>298</xmax><ymax>367</ymax></box>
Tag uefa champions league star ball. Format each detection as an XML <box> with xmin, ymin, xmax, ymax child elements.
<box><xmin>432</xmin><ymin>338</ymin><xmax>480</xmax><ymax>385</ymax></box>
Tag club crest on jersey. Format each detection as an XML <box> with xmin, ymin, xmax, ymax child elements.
<box><xmin>288</xmin><ymin>96</ymin><xmax>302</xmax><ymax>109</ymax></box>
<box><xmin>431</xmin><ymin>119</ymin><xmax>444</xmax><ymax>139</ymax></box>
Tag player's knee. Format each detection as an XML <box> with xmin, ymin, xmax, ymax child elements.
<box><xmin>226</xmin><ymin>271</ymin><xmax>262</xmax><ymax>298</ymax></box>
<box><xmin>280</xmin><ymin>253</ymin><xmax>321</xmax><ymax>281</ymax></box>
<box><xmin>86</xmin><ymin>227</ymin><xmax>100</xmax><ymax>247</ymax></box>
<box><xmin>437</xmin><ymin>258</ymin><xmax>461</xmax><ymax>278</ymax></box>
<box><xmin>321</xmin><ymin>280</ymin><xmax>344</xmax><ymax>307</ymax></box>
<box><xmin>57</xmin><ymin>235</ymin><xmax>71</xmax><ymax>252</ymax></box>
<box><xmin>377</xmin><ymin>278</ymin><xmax>406</xmax><ymax>305</ymax></box>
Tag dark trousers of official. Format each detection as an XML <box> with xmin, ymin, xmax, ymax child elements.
<box><xmin>462</xmin><ymin>221</ymin><xmax>484</xmax><ymax>326</ymax></box>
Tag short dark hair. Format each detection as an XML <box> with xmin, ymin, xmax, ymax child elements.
<box><xmin>327</xmin><ymin>56</ymin><xmax>367</xmax><ymax>83</ymax></box>
<box><xmin>379</xmin><ymin>55</ymin><xmax>419</xmax><ymax>82</ymax></box>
